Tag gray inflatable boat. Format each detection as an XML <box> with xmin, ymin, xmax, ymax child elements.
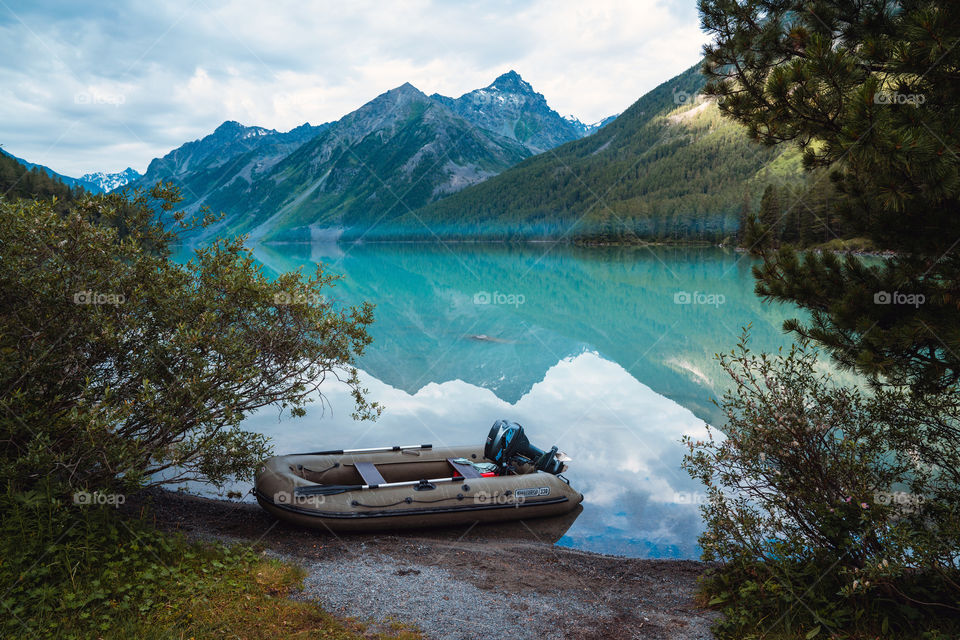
<box><xmin>254</xmin><ymin>420</ymin><xmax>583</xmax><ymax>532</ymax></box>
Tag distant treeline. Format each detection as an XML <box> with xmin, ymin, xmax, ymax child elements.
<box><xmin>0</xmin><ymin>151</ymin><xmax>85</xmax><ymax>209</ymax></box>
<box><xmin>736</xmin><ymin>169</ymin><xmax>857</xmax><ymax>251</ymax></box>
<box><xmin>534</xmin><ymin>170</ymin><xmax>853</xmax><ymax>249</ymax></box>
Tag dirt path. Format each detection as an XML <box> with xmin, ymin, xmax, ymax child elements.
<box><xmin>134</xmin><ymin>490</ymin><xmax>717</xmax><ymax>639</ymax></box>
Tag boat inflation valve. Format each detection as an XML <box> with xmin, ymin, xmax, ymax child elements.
<box><xmin>484</xmin><ymin>420</ymin><xmax>565</xmax><ymax>475</ymax></box>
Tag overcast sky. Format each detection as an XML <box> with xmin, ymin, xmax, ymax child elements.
<box><xmin>0</xmin><ymin>0</ymin><xmax>709</xmax><ymax>176</ymax></box>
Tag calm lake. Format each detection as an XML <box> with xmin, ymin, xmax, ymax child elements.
<box><xmin>174</xmin><ymin>242</ymin><xmax>802</xmax><ymax>559</ymax></box>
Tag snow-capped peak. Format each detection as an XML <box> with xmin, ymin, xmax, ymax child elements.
<box><xmin>80</xmin><ymin>167</ymin><xmax>141</xmax><ymax>193</ymax></box>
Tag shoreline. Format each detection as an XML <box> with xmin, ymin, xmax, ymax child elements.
<box><xmin>134</xmin><ymin>488</ymin><xmax>717</xmax><ymax>640</ymax></box>
<box><xmin>170</xmin><ymin>236</ymin><xmax>897</xmax><ymax>259</ymax></box>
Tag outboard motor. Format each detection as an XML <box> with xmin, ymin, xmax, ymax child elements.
<box><xmin>484</xmin><ymin>420</ymin><xmax>564</xmax><ymax>475</ymax></box>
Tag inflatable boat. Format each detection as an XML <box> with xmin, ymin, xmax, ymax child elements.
<box><xmin>254</xmin><ymin>420</ymin><xmax>583</xmax><ymax>531</ymax></box>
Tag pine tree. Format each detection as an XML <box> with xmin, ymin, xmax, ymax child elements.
<box><xmin>700</xmin><ymin>0</ymin><xmax>960</xmax><ymax>391</ymax></box>
<box><xmin>758</xmin><ymin>184</ymin><xmax>781</xmax><ymax>247</ymax></box>
<box><xmin>741</xmin><ymin>211</ymin><xmax>767</xmax><ymax>255</ymax></box>
<box><xmin>736</xmin><ymin>192</ymin><xmax>751</xmax><ymax>243</ymax></box>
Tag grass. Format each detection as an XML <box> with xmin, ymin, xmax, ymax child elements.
<box><xmin>1</xmin><ymin>486</ymin><xmax>422</xmax><ymax>640</ymax></box>
<box><xmin>814</xmin><ymin>236</ymin><xmax>879</xmax><ymax>253</ymax></box>
<box><xmin>149</xmin><ymin>552</ymin><xmax>422</xmax><ymax>640</ymax></box>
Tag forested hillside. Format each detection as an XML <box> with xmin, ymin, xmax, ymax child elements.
<box><xmin>395</xmin><ymin>63</ymin><xmax>806</xmax><ymax>243</ymax></box>
<box><xmin>0</xmin><ymin>150</ymin><xmax>84</xmax><ymax>209</ymax></box>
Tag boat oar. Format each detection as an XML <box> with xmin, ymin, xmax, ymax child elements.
<box><xmin>295</xmin><ymin>474</ymin><xmax>468</xmax><ymax>497</ymax></box>
<box><xmin>293</xmin><ymin>444</ymin><xmax>433</xmax><ymax>456</ymax></box>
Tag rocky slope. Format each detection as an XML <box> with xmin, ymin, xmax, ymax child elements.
<box><xmin>192</xmin><ymin>83</ymin><xmax>533</xmax><ymax>242</ymax></box>
<box><xmin>130</xmin><ymin>120</ymin><xmax>328</xmax><ymax>214</ymax></box>
<box><xmin>430</xmin><ymin>70</ymin><xmax>607</xmax><ymax>153</ymax></box>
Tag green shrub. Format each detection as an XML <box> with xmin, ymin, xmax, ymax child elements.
<box><xmin>0</xmin><ymin>189</ymin><xmax>378</xmax><ymax>495</ymax></box>
<box><xmin>684</xmin><ymin>335</ymin><xmax>960</xmax><ymax>638</ymax></box>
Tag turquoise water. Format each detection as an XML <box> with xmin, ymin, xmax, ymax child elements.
<box><xmin>174</xmin><ymin>242</ymin><xmax>803</xmax><ymax>559</ymax></box>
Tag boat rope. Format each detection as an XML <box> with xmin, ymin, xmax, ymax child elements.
<box><xmin>349</xmin><ymin>492</ymin><xmax>520</xmax><ymax>508</ymax></box>
<box><xmin>350</xmin><ymin>494</ymin><xmax>470</xmax><ymax>507</ymax></box>
<box><xmin>298</xmin><ymin>462</ymin><xmax>340</xmax><ymax>475</ymax></box>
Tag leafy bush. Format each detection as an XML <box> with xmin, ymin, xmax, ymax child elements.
<box><xmin>0</xmin><ymin>187</ymin><xmax>412</xmax><ymax>639</ymax></box>
<box><xmin>0</xmin><ymin>188</ymin><xmax>378</xmax><ymax>494</ymax></box>
<box><xmin>684</xmin><ymin>335</ymin><xmax>960</xmax><ymax>638</ymax></box>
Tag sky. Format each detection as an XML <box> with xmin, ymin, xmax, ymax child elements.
<box><xmin>0</xmin><ymin>0</ymin><xmax>709</xmax><ymax>177</ymax></box>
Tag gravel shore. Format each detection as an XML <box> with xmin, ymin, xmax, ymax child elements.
<box><xmin>135</xmin><ymin>489</ymin><xmax>717</xmax><ymax>640</ymax></box>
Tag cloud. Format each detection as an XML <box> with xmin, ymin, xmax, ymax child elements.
<box><xmin>0</xmin><ymin>0</ymin><xmax>709</xmax><ymax>175</ymax></box>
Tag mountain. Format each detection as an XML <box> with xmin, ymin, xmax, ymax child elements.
<box><xmin>563</xmin><ymin>113</ymin><xmax>619</xmax><ymax>137</ymax></box>
<box><xmin>429</xmin><ymin>71</ymin><xmax>609</xmax><ymax>153</ymax></box>
<box><xmin>135</xmin><ymin>72</ymin><xmax>619</xmax><ymax>242</ymax></box>
<box><xmin>130</xmin><ymin>120</ymin><xmax>329</xmax><ymax>213</ymax></box>
<box><xmin>139</xmin><ymin>73</ymin><xmax>600</xmax><ymax>242</ymax></box>
<box><xmin>399</xmin><ymin>63</ymin><xmax>800</xmax><ymax>242</ymax></box>
<box><xmin>79</xmin><ymin>168</ymin><xmax>141</xmax><ymax>193</ymax></box>
<box><xmin>139</xmin><ymin>64</ymin><xmax>800</xmax><ymax>244</ymax></box>
<box><xmin>191</xmin><ymin>83</ymin><xmax>532</xmax><ymax>242</ymax></box>
<box><xmin>0</xmin><ymin>150</ymin><xmax>140</xmax><ymax>194</ymax></box>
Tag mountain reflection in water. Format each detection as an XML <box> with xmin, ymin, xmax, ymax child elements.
<box><xmin>172</xmin><ymin>242</ymin><xmax>805</xmax><ymax>558</ymax></box>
